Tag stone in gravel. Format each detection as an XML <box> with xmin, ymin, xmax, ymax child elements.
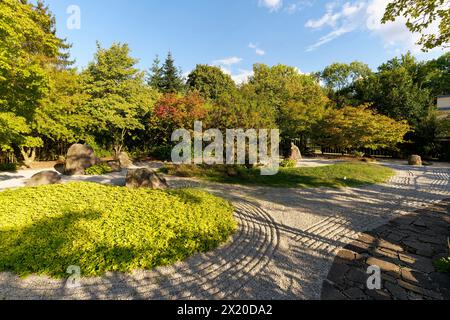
<box><xmin>126</xmin><ymin>168</ymin><xmax>169</xmax><ymax>189</ymax></box>
<box><xmin>398</xmin><ymin>253</ymin><xmax>435</xmax><ymax>273</ymax></box>
<box><xmin>385</xmin><ymin>282</ymin><xmax>408</xmax><ymax>300</ymax></box>
<box><xmin>64</xmin><ymin>144</ymin><xmax>100</xmax><ymax>175</ymax></box>
<box><xmin>117</xmin><ymin>152</ymin><xmax>133</xmax><ymax>168</ymax></box>
<box><xmin>337</xmin><ymin>249</ymin><xmax>359</xmax><ymax>261</ymax></box>
<box><xmin>343</xmin><ymin>287</ymin><xmax>367</xmax><ymax>300</ymax></box>
<box><xmin>107</xmin><ymin>160</ymin><xmax>121</xmax><ymax>172</ymax></box>
<box><xmin>378</xmin><ymin>239</ymin><xmax>404</xmax><ymax>252</ymax></box>
<box><xmin>328</xmin><ymin>263</ymin><xmax>350</xmax><ymax>285</ymax></box>
<box><xmin>408</xmin><ymin>155</ymin><xmax>422</xmax><ymax>166</ymax></box>
<box><xmin>321</xmin><ymin>281</ymin><xmax>347</xmax><ymax>300</ymax></box>
<box><xmin>346</xmin><ymin>268</ymin><xmax>368</xmax><ymax>284</ymax></box>
<box><xmin>402</xmin><ymin>240</ymin><xmax>434</xmax><ymax>257</ymax></box>
<box><xmin>366</xmin><ymin>257</ymin><xmax>401</xmax><ymax>276</ymax></box>
<box><xmin>26</xmin><ymin>171</ymin><xmax>61</xmax><ymax>187</ymax></box>
<box><xmin>366</xmin><ymin>289</ymin><xmax>392</xmax><ymax>300</ymax></box>
<box><xmin>400</xmin><ymin>268</ymin><xmax>432</xmax><ymax>288</ymax></box>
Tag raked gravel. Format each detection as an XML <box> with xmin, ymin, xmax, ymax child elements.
<box><xmin>0</xmin><ymin>160</ymin><xmax>449</xmax><ymax>299</ymax></box>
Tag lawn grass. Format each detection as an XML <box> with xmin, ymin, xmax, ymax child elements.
<box><xmin>0</xmin><ymin>182</ymin><xmax>236</xmax><ymax>278</ymax></box>
<box><xmin>161</xmin><ymin>162</ymin><xmax>395</xmax><ymax>188</ymax></box>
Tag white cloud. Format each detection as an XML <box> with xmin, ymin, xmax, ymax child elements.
<box><xmin>231</xmin><ymin>69</ymin><xmax>253</xmax><ymax>84</ymax></box>
<box><xmin>305</xmin><ymin>0</ymin><xmax>443</xmax><ymax>54</ymax></box>
<box><xmin>212</xmin><ymin>56</ymin><xmax>243</xmax><ymax>66</ymax></box>
<box><xmin>249</xmin><ymin>42</ymin><xmax>266</xmax><ymax>56</ymax></box>
<box><xmin>258</xmin><ymin>0</ymin><xmax>283</xmax><ymax>11</ymax></box>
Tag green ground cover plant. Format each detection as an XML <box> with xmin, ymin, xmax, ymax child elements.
<box><xmin>161</xmin><ymin>162</ymin><xmax>395</xmax><ymax>188</ymax></box>
<box><xmin>85</xmin><ymin>163</ymin><xmax>113</xmax><ymax>175</ymax></box>
<box><xmin>0</xmin><ymin>182</ymin><xmax>236</xmax><ymax>278</ymax></box>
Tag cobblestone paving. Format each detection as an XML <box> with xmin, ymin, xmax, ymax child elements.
<box><xmin>321</xmin><ymin>199</ymin><xmax>450</xmax><ymax>300</ymax></box>
<box><xmin>0</xmin><ymin>162</ymin><xmax>449</xmax><ymax>299</ymax></box>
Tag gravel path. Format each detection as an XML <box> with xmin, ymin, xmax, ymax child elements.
<box><xmin>0</xmin><ymin>161</ymin><xmax>449</xmax><ymax>299</ymax></box>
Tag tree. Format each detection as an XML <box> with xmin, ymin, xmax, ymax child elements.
<box><xmin>245</xmin><ymin>64</ymin><xmax>329</xmax><ymax>147</ymax></box>
<box><xmin>148</xmin><ymin>55</ymin><xmax>164</xmax><ymax>90</ymax></box>
<box><xmin>311</xmin><ymin>105</ymin><xmax>411</xmax><ymax>151</ymax></box>
<box><xmin>0</xmin><ymin>0</ymin><xmax>65</xmax><ymax>165</ymax></box>
<box><xmin>81</xmin><ymin>43</ymin><xmax>157</xmax><ymax>156</ymax></box>
<box><xmin>150</xmin><ymin>92</ymin><xmax>209</xmax><ymax>145</ymax></box>
<box><xmin>355</xmin><ymin>54</ymin><xmax>433</xmax><ymax>128</ymax></box>
<box><xmin>186</xmin><ymin>65</ymin><xmax>236</xmax><ymax>101</ymax></box>
<box><xmin>160</xmin><ymin>52</ymin><xmax>184</xmax><ymax>93</ymax></box>
<box><xmin>319</xmin><ymin>62</ymin><xmax>373</xmax><ymax>108</ymax></box>
<box><xmin>0</xmin><ymin>113</ymin><xmax>30</xmax><ymax>152</ymax></box>
<box><xmin>382</xmin><ymin>0</ymin><xmax>449</xmax><ymax>50</ymax></box>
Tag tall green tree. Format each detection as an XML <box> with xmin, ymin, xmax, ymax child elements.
<box><xmin>0</xmin><ymin>0</ymin><xmax>65</xmax><ymax>165</ymax></box>
<box><xmin>319</xmin><ymin>61</ymin><xmax>372</xmax><ymax>107</ymax></box>
<box><xmin>245</xmin><ymin>64</ymin><xmax>329</xmax><ymax>146</ymax></box>
<box><xmin>187</xmin><ymin>65</ymin><xmax>237</xmax><ymax>101</ymax></box>
<box><xmin>160</xmin><ymin>52</ymin><xmax>184</xmax><ymax>93</ymax></box>
<box><xmin>148</xmin><ymin>55</ymin><xmax>164</xmax><ymax>90</ymax></box>
<box><xmin>82</xmin><ymin>43</ymin><xmax>157</xmax><ymax>156</ymax></box>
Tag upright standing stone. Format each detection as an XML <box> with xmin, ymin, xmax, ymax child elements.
<box><xmin>64</xmin><ymin>144</ymin><xmax>100</xmax><ymax>175</ymax></box>
<box><xmin>118</xmin><ymin>152</ymin><xmax>133</xmax><ymax>168</ymax></box>
<box><xmin>289</xmin><ymin>143</ymin><xmax>302</xmax><ymax>161</ymax></box>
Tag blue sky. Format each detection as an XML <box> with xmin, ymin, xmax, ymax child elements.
<box><xmin>45</xmin><ymin>0</ymin><xmax>446</xmax><ymax>83</ymax></box>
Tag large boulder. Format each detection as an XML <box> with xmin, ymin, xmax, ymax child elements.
<box><xmin>126</xmin><ymin>168</ymin><xmax>169</xmax><ymax>189</ymax></box>
<box><xmin>289</xmin><ymin>143</ymin><xmax>302</xmax><ymax>161</ymax></box>
<box><xmin>64</xmin><ymin>144</ymin><xmax>100</xmax><ymax>175</ymax></box>
<box><xmin>26</xmin><ymin>171</ymin><xmax>61</xmax><ymax>187</ymax></box>
<box><xmin>118</xmin><ymin>152</ymin><xmax>133</xmax><ymax>168</ymax></box>
<box><xmin>408</xmin><ymin>155</ymin><xmax>422</xmax><ymax>166</ymax></box>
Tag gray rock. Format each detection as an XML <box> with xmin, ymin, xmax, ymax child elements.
<box><xmin>118</xmin><ymin>152</ymin><xmax>133</xmax><ymax>168</ymax></box>
<box><xmin>26</xmin><ymin>171</ymin><xmax>61</xmax><ymax>187</ymax></box>
<box><xmin>64</xmin><ymin>144</ymin><xmax>100</xmax><ymax>175</ymax></box>
<box><xmin>408</xmin><ymin>155</ymin><xmax>422</xmax><ymax>166</ymax></box>
<box><xmin>126</xmin><ymin>168</ymin><xmax>169</xmax><ymax>189</ymax></box>
<box><xmin>107</xmin><ymin>160</ymin><xmax>121</xmax><ymax>172</ymax></box>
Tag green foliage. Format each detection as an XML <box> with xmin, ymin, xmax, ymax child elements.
<box><xmin>311</xmin><ymin>105</ymin><xmax>411</xmax><ymax>151</ymax></box>
<box><xmin>160</xmin><ymin>52</ymin><xmax>184</xmax><ymax>93</ymax></box>
<box><xmin>81</xmin><ymin>43</ymin><xmax>157</xmax><ymax>155</ymax></box>
<box><xmin>0</xmin><ymin>163</ymin><xmax>17</xmax><ymax>172</ymax></box>
<box><xmin>434</xmin><ymin>257</ymin><xmax>450</xmax><ymax>273</ymax></box>
<box><xmin>84</xmin><ymin>163</ymin><xmax>113</xmax><ymax>175</ymax></box>
<box><xmin>244</xmin><ymin>64</ymin><xmax>329</xmax><ymax>141</ymax></box>
<box><xmin>0</xmin><ymin>182</ymin><xmax>236</xmax><ymax>278</ymax></box>
<box><xmin>280</xmin><ymin>159</ymin><xmax>297</xmax><ymax>168</ymax></box>
<box><xmin>382</xmin><ymin>0</ymin><xmax>449</xmax><ymax>51</ymax></box>
<box><xmin>187</xmin><ymin>65</ymin><xmax>237</xmax><ymax>100</ymax></box>
<box><xmin>162</xmin><ymin>163</ymin><xmax>395</xmax><ymax>188</ymax></box>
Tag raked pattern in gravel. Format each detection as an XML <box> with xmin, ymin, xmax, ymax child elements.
<box><xmin>0</xmin><ymin>161</ymin><xmax>449</xmax><ymax>299</ymax></box>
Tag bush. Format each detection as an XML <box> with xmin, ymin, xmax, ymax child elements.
<box><xmin>280</xmin><ymin>159</ymin><xmax>297</xmax><ymax>168</ymax></box>
<box><xmin>0</xmin><ymin>163</ymin><xmax>17</xmax><ymax>172</ymax></box>
<box><xmin>84</xmin><ymin>163</ymin><xmax>113</xmax><ymax>175</ymax></box>
<box><xmin>0</xmin><ymin>182</ymin><xmax>236</xmax><ymax>278</ymax></box>
<box><xmin>150</xmin><ymin>145</ymin><xmax>173</xmax><ymax>161</ymax></box>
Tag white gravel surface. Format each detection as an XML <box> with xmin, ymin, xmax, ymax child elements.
<box><xmin>0</xmin><ymin>159</ymin><xmax>449</xmax><ymax>300</ymax></box>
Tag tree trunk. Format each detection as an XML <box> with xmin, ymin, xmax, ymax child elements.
<box><xmin>20</xmin><ymin>147</ymin><xmax>36</xmax><ymax>168</ymax></box>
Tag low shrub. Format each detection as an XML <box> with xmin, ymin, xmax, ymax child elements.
<box><xmin>280</xmin><ymin>159</ymin><xmax>297</xmax><ymax>168</ymax></box>
<box><xmin>0</xmin><ymin>182</ymin><xmax>236</xmax><ymax>278</ymax></box>
<box><xmin>0</xmin><ymin>163</ymin><xmax>17</xmax><ymax>172</ymax></box>
<box><xmin>85</xmin><ymin>163</ymin><xmax>113</xmax><ymax>175</ymax></box>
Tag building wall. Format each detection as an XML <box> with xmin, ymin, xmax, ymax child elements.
<box><xmin>438</xmin><ymin>96</ymin><xmax>450</xmax><ymax>112</ymax></box>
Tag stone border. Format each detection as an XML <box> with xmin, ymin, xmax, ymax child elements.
<box><xmin>321</xmin><ymin>199</ymin><xmax>450</xmax><ymax>300</ymax></box>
